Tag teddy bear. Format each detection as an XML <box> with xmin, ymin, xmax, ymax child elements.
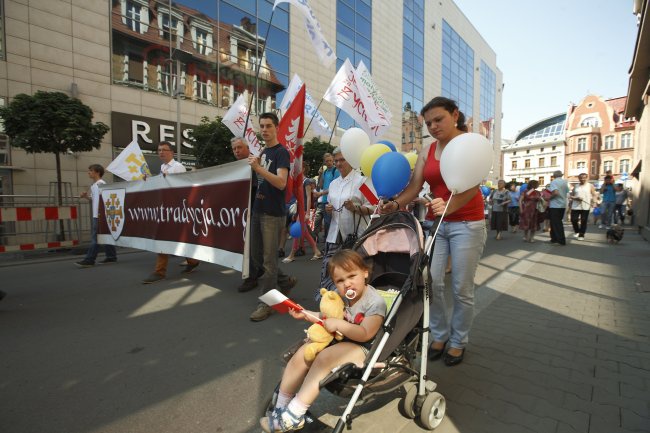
<box><xmin>303</xmin><ymin>288</ymin><xmax>345</xmax><ymax>362</ymax></box>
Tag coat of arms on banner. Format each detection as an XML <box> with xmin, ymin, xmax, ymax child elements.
<box><xmin>101</xmin><ymin>189</ymin><xmax>126</xmax><ymax>240</ymax></box>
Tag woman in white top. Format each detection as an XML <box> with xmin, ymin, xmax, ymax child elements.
<box><xmin>317</xmin><ymin>147</ymin><xmax>375</xmax><ymax>298</ymax></box>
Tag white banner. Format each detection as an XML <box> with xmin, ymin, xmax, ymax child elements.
<box><xmin>273</xmin><ymin>0</ymin><xmax>335</xmax><ymax>68</ymax></box>
<box><xmin>323</xmin><ymin>59</ymin><xmax>389</xmax><ymax>139</ymax></box>
<box><xmin>106</xmin><ymin>140</ymin><xmax>152</xmax><ymax>181</ymax></box>
<box><xmin>97</xmin><ymin>160</ymin><xmax>252</xmax><ymax>272</ymax></box>
<box><xmin>280</xmin><ymin>74</ymin><xmax>332</xmax><ymax>137</ymax></box>
<box><xmin>222</xmin><ymin>93</ymin><xmax>263</xmax><ymax>156</ymax></box>
<box><xmin>356</xmin><ymin>60</ymin><xmax>392</xmax><ymax>121</ymax></box>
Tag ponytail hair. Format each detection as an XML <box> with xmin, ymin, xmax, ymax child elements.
<box><xmin>420</xmin><ymin>96</ymin><xmax>467</xmax><ymax>132</ymax></box>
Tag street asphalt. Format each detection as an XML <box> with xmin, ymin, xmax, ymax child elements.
<box><xmin>0</xmin><ymin>221</ymin><xmax>649</xmax><ymax>433</ymax></box>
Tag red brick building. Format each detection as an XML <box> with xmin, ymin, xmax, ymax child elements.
<box><xmin>565</xmin><ymin>95</ymin><xmax>636</xmax><ymax>185</ymax></box>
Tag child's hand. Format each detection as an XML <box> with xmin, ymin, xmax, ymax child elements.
<box><xmin>323</xmin><ymin>317</ymin><xmax>343</xmax><ymax>334</ymax></box>
<box><xmin>288</xmin><ymin>308</ymin><xmax>306</xmax><ymax>321</ymax></box>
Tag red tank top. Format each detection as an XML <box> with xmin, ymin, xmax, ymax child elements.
<box><xmin>423</xmin><ymin>142</ymin><xmax>484</xmax><ymax>222</ymax></box>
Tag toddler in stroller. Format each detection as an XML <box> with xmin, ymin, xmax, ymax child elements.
<box><xmin>262</xmin><ymin>212</ymin><xmax>447</xmax><ymax>432</ymax></box>
<box><xmin>260</xmin><ymin>249</ymin><xmax>387</xmax><ymax>432</ymax></box>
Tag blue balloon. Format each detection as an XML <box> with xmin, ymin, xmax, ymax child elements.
<box><xmin>481</xmin><ymin>186</ymin><xmax>490</xmax><ymax>197</ymax></box>
<box><xmin>593</xmin><ymin>207</ymin><xmax>602</xmax><ymax>216</ymax></box>
<box><xmin>378</xmin><ymin>140</ymin><xmax>397</xmax><ymax>152</ymax></box>
<box><xmin>289</xmin><ymin>221</ymin><xmax>302</xmax><ymax>238</ymax></box>
<box><xmin>371</xmin><ymin>152</ymin><xmax>411</xmax><ymax>198</ymax></box>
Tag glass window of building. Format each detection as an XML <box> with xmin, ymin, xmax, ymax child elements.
<box><xmin>551</xmin><ymin>156</ymin><xmax>557</xmax><ymax>166</ymax></box>
<box><xmin>604</xmin><ymin>135</ymin><xmax>614</xmax><ymax>150</ymax></box>
<box><xmin>577</xmin><ymin>137</ymin><xmax>586</xmax><ymax>152</ymax></box>
<box><xmin>580</xmin><ymin>116</ymin><xmax>599</xmax><ymax>127</ymax></box>
<box><xmin>621</xmin><ymin>133</ymin><xmax>632</xmax><ymax>148</ymax></box>
<box><xmin>538</xmin><ymin>176</ymin><xmax>544</xmax><ymax>185</ymax></box>
<box><xmin>592</xmin><ymin>135</ymin><xmax>598</xmax><ymax>150</ymax></box>
<box><xmin>441</xmin><ymin>20</ymin><xmax>474</xmax><ymax>118</ymax></box>
<box><xmin>111</xmin><ymin>0</ymin><xmax>289</xmax><ymax>112</ymax></box>
<box><xmin>603</xmin><ymin>160</ymin><xmax>613</xmax><ymax>173</ymax></box>
<box><xmin>511</xmin><ymin>160</ymin><xmax>517</xmax><ymax>170</ymax></box>
<box><xmin>479</xmin><ymin>60</ymin><xmax>495</xmax><ymax>139</ymax></box>
<box><xmin>577</xmin><ymin>161</ymin><xmax>586</xmax><ymax>170</ymax></box>
<box><xmin>538</xmin><ymin>157</ymin><xmax>544</xmax><ymax>167</ymax></box>
<box><xmin>591</xmin><ymin>160</ymin><xmax>596</xmax><ymax>174</ymax></box>
<box><xmin>620</xmin><ymin>159</ymin><xmax>630</xmax><ymax>174</ymax></box>
<box><xmin>336</xmin><ymin>0</ymin><xmax>373</xmax><ymax>130</ymax></box>
<box><xmin>402</xmin><ymin>0</ymin><xmax>424</xmax><ymax>152</ymax></box>
<box><xmin>524</xmin><ymin>159</ymin><xmax>530</xmax><ymax>168</ymax></box>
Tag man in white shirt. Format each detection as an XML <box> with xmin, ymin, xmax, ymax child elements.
<box><xmin>143</xmin><ymin>142</ymin><xmax>200</xmax><ymax>283</ymax></box>
<box><xmin>75</xmin><ymin>164</ymin><xmax>117</xmax><ymax>267</ymax></box>
<box><xmin>569</xmin><ymin>172</ymin><xmax>597</xmax><ymax>240</ymax></box>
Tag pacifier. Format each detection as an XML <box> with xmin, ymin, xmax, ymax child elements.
<box><xmin>345</xmin><ymin>289</ymin><xmax>357</xmax><ymax>300</ymax></box>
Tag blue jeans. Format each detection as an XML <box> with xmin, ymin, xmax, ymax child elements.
<box><xmin>601</xmin><ymin>202</ymin><xmax>615</xmax><ymax>226</ymax></box>
<box><xmin>429</xmin><ymin>220</ymin><xmax>486</xmax><ymax>350</ymax></box>
<box><xmin>250</xmin><ymin>212</ymin><xmax>289</xmax><ymax>296</ymax></box>
<box><xmin>84</xmin><ymin>218</ymin><xmax>117</xmax><ymax>263</ymax></box>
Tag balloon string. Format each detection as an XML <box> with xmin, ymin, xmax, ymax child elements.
<box><xmin>425</xmin><ymin>191</ymin><xmax>454</xmax><ymax>258</ymax></box>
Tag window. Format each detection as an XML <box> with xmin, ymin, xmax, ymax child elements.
<box><xmin>540</xmin><ymin>148</ymin><xmax>544</xmax><ymax>152</ymax></box>
<box><xmin>621</xmin><ymin>133</ymin><xmax>632</xmax><ymax>148</ymax></box>
<box><xmin>526</xmin><ymin>149</ymin><xmax>530</xmax><ymax>154</ymax></box>
<box><xmin>620</xmin><ymin>159</ymin><xmax>630</xmax><ymax>174</ymax></box>
<box><xmin>577</xmin><ymin>137</ymin><xmax>586</xmax><ymax>152</ymax></box>
<box><xmin>604</xmin><ymin>135</ymin><xmax>614</xmax><ymax>150</ymax></box>
<box><xmin>592</xmin><ymin>136</ymin><xmax>598</xmax><ymax>150</ymax></box>
<box><xmin>603</xmin><ymin>160</ymin><xmax>613</xmax><ymax>173</ymax></box>
<box><xmin>580</xmin><ymin>116</ymin><xmax>599</xmax><ymax>127</ymax></box>
<box><xmin>551</xmin><ymin>156</ymin><xmax>557</xmax><ymax>166</ymax></box>
<box><xmin>524</xmin><ymin>177</ymin><xmax>530</xmax><ymax>184</ymax></box>
<box><xmin>159</xmin><ymin>63</ymin><xmax>176</xmax><ymax>94</ymax></box>
<box><xmin>511</xmin><ymin>161</ymin><xmax>517</xmax><ymax>170</ymax></box>
<box><xmin>577</xmin><ymin>161</ymin><xmax>586</xmax><ymax>170</ymax></box>
<box><xmin>552</xmin><ymin>146</ymin><xmax>556</xmax><ymax>150</ymax></box>
<box><xmin>591</xmin><ymin>160</ymin><xmax>596</xmax><ymax>174</ymax></box>
<box><xmin>524</xmin><ymin>159</ymin><xmax>530</xmax><ymax>168</ymax></box>
<box><xmin>195</xmin><ymin>76</ymin><xmax>209</xmax><ymax>101</ymax></box>
<box><xmin>125</xmin><ymin>0</ymin><xmax>142</xmax><ymax>33</ymax></box>
<box><xmin>538</xmin><ymin>157</ymin><xmax>545</xmax><ymax>167</ymax></box>
<box><xmin>195</xmin><ymin>28</ymin><xmax>210</xmax><ymax>55</ymax></box>
<box><xmin>128</xmin><ymin>53</ymin><xmax>143</xmax><ymax>83</ymax></box>
<box><xmin>513</xmin><ymin>151</ymin><xmax>517</xmax><ymax>156</ymax></box>
<box><xmin>538</xmin><ymin>176</ymin><xmax>545</xmax><ymax>185</ymax></box>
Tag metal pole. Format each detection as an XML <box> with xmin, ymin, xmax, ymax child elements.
<box><xmin>304</xmin><ymin>96</ymin><xmax>325</xmax><ymax>133</ymax></box>
<box><xmin>175</xmin><ymin>35</ymin><xmax>182</xmax><ymax>162</ymax></box>
<box><xmin>327</xmin><ymin>109</ymin><xmax>341</xmax><ymax>146</ymax></box>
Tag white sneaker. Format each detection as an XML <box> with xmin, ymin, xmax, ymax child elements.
<box><xmin>573</xmin><ymin>233</ymin><xmax>579</xmax><ymax>239</ymax></box>
<box><xmin>598</xmin><ymin>225</ymin><xmax>604</xmax><ymax>229</ymax></box>
<box><xmin>577</xmin><ymin>236</ymin><xmax>584</xmax><ymax>241</ymax></box>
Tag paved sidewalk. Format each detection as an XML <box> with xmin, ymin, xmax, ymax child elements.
<box><xmin>0</xmin><ymin>223</ymin><xmax>648</xmax><ymax>433</ymax></box>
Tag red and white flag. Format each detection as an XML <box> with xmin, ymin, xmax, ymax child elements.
<box><xmin>279</xmin><ymin>83</ymin><xmax>306</xmax><ymax>180</ymax></box>
<box><xmin>259</xmin><ymin>289</ymin><xmax>309</xmax><ymax>316</ymax></box>
<box><xmin>222</xmin><ymin>92</ymin><xmax>263</xmax><ymax>156</ymax></box>
<box><xmin>359</xmin><ymin>178</ymin><xmax>379</xmax><ymax>206</ymax></box>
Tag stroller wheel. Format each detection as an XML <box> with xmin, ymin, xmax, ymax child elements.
<box><xmin>401</xmin><ymin>384</ymin><xmax>418</xmax><ymax>419</ymax></box>
<box><xmin>420</xmin><ymin>392</ymin><xmax>446</xmax><ymax>430</ymax></box>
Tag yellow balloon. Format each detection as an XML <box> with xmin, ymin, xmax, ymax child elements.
<box><xmin>360</xmin><ymin>144</ymin><xmax>391</xmax><ymax>177</ymax></box>
<box><xmin>485</xmin><ymin>180</ymin><xmax>493</xmax><ymax>187</ymax></box>
<box><xmin>404</xmin><ymin>152</ymin><xmax>418</xmax><ymax>170</ymax></box>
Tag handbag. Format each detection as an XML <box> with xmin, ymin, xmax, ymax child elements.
<box><xmin>340</xmin><ymin>211</ymin><xmax>367</xmax><ymax>249</ymax></box>
<box><xmin>536</xmin><ymin>197</ymin><xmax>547</xmax><ymax>213</ymax></box>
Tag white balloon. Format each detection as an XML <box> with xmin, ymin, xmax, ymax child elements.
<box><xmin>440</xmin><ymin>133</ymin><xmax>493</xmax><ymax>193</ymax></box>
<box><xmin>339</xmin><ymin>127</ymin><xmax>370</xmax><ymax>169</ymax></box>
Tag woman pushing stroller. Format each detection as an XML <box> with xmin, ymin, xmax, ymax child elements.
<box><xmin>260</xmin><ymin>249</ymin><xmax>386</xmax><ymax>432</ymax></box>
<box><xmin>380</xmin><ymin>96</ymin><xmax>487</xmax><ymax>367</ymax></box>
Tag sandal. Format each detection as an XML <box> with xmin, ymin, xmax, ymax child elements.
<box><xmin>282</xmin><ymin>257</ymin><xmax>295</xmax><ymax>263</ymax></box>
<box><xmin>310</xmin><ymin>254</ymin><xmax>323</xmax><ymax>261</ymax></box>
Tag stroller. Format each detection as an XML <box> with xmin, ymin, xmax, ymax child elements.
<box><xmin>265</xmin><ymin>211</ymin><xmax>446</xmax><ymax>432</ymax></box>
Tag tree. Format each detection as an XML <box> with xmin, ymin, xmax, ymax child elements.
<box><xmin>190</xmin><ymin>115</ymin><xmax>236</xmax><ymax>168</ymax></box>
<box><xmin>0</xmin><ymin>91</ymin><xmax>109</xmax><ymax>239</ymax></box>
<box><xmin>303</xmin><ymin>137</ymin><xmax>335</xmax><ymax>178</ymax></box>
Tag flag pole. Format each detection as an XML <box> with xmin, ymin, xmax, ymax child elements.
<box><xmin>243</xmin><ymin>8</ymin><xmax>276</xmax><ymax>138</ymax></box>
<box><xmin>304</xmin><ymin>96</ymin><xmax>325</xmax><ymax>133</ymax></box>
<box><xmin>327</xmin><ymin>109</ymin><xmax>341</xmax><ymax>146</ymax></box>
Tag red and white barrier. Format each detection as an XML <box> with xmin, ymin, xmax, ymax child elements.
<box><xmin>0</xmin><ymin>240</ymin><xmax>79</xmax><ymax>253</ymax></box>
<box><xmin>0</xmin><ymin>206</ymin><xmax>78</xmax><ymax>222</ymax></box>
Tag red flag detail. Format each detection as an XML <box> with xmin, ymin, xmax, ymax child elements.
<box><xmin>359</xmin><ymin>182</ymin><xmax>379</xmax><ymax>205</ymax></box>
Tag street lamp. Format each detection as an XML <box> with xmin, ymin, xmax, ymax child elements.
<box><xmin>171</xmin><ymin>41</ymin><xmax>192</xmax><ymax>163</ymax></box>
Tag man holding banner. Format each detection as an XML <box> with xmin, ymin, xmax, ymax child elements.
<box><xmin>248</xmin><ymin>113</ymin><xmax>297</xmax><ymax>322</ymax></box>
<box><xmin>142</xmin><ymin>141</ymin><xmax>200</xmax><ymax>284</ymax></box>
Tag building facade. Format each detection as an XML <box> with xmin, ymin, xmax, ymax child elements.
<box><xmin>625</xmin><ymin>0</ymin><xmax>649</xmax><ymax>239</ymax></box>
<box><xmin>0</xmin><ymin>0</ymin><xmax>502</xmax><ymax>239</ymax></box>
<box><xmin>565</xmin><ymin>95</ymin><xmax>636</xmax><ymax>186</ymax></box>
<box><xmin>501</xmin><ymin>113</ymin><xmax>566</xmax><ymax>187</ymax></box>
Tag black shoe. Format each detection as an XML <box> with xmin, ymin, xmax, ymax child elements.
<box><xmin>98</xmin><ymin>258</ymin><xmax>117</xmax><ymax>264</ymax></box>
<box><xmin>75</xmin><ymin>260</ymin><xmax>95</xmax><ymax>268</ymax></box>
<box><xmin>427</xmin><ymin>341</ymin><xmax>448</xmax><ymax>361</ymax></box>
<box><xmin>443</xmin><ymin>348</ymin><xmax>465</xmax><ymax>366</ymax></box>
<box><xmin>237</xmin><ymin>277</ymin><xmax>258</xmax><ymax>293</ymax></box>
<box><xmin>181</xmin><ymin>262</ymin><xmax>199</xmax><ymax>274</ymax></box>
<box><xmin>278</xmin><ymin>249</ymin><xmax>285</xmax><ymax>258</ymax></box>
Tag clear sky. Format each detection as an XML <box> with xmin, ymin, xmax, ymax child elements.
<box><xmin>453</xmin><ymin>0</ymin><xmax>639</xmax><ymax>140</ymax></box>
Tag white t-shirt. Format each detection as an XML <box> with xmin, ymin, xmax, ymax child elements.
<box><xmin>326</xmin><ymin>170</ymin><xmax>373</xmax><ymax>244</ymax></box>
<box><xmin>160</xmin><ymin>159</ymin><xmax>186</xmax><ymax>175</ymax></box>
<box><xmin>571</xmin><ymin>183</ymin><xmax>595</xmax><ymax>211</ymax></box>
<box><xmin>90</xmin><ymin>179</ymin><xmax>106</xmax><ymax>218</ymax></box>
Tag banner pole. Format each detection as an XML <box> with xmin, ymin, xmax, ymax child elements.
<box><xmin>243</xmin><ymin>8</ymin><xmax>276</xmax><ymax>138</ymax></box>
<box><xmin>327</xmin><ymin>109</ymin><xmax>341</xmax><ymax>146</ymax></box>
<box><xmin>304</xmin><ymin>96</ymin><xmax>325</xmax><ymax>133</ymax></box>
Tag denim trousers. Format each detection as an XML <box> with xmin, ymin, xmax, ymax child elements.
<box><xmin>601</xmin><ymin>202</ymin><xmax>615</xmax><ymax>226</ymax></box>
<box><xmin>84</xmin><ymin>217</ymin><xmax>116</xmax><ymax>263</ymax></box>
<box><xmin>429</xmin><ymin>220</ymin><xmax>486</xmax><ymax>350</ymax></box>
<box><xmin>250</xmin><ymin>212</ymin><xmax>289</xmax><ymax>295</ymax></box>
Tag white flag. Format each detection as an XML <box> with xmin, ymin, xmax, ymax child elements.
<box><xmin>106</xmin><ymin>140</ymin><xmax>151</xmax><ymax>181</ymax></box>
<box><xmin>273</xmin><ymin>0</ymin><xmax>335</xmax><ymax>68</ymax></box>
<box><xmin>222</xmin><ymin>93</ymin><xmax>263</xmax><ymax>156</ymax></box>
<box><xmin>356</xmin><ymin>60</ymin><xmax>392</xmax><ymax>121</ymax></box>
<box><xmin>280</xmin><ymin>74</ymin><xmax>332</xmax><ymax>137</ymax></box>
<box><xmin>323</xmin><ymin>59</ymin><xmax>389</xmax><ymax>139</ymax></box>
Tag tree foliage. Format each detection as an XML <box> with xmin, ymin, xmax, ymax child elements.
<box><xmin>303</xmin><ymin>137</ymin><xmax>335</xmax><ymax>178</ymax></box>
<box><xmin>190</xmin><ymin>115</ymin><xmax>236</xmax><ymax>168</ymax></box>
<box><xmin>0</xmin><ymin>91</ymin><xmax>109</xmax><ymax>154</ymax></box>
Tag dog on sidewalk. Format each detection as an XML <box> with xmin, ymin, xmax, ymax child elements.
<box><xmin>606</xmin><ymin>225</ymin><xmax>624</xmax><ymax>244</ymax></box>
